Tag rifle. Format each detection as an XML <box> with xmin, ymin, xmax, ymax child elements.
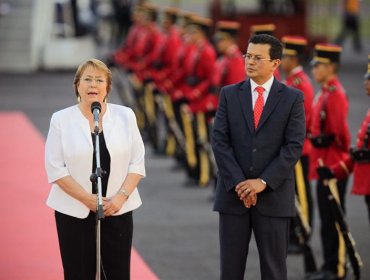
<box><xmin>154</xmin><ymin>94</ymin><xmax>186</xmax><ymax>153</ymax></box>
<box><xmin>293</xmin><ymin>196</ymin><xmax>317</xmax><ymax>273</ymax></box>
<box><xmin>196</xmin><ymin>122</ymin><xmax>218</xmax><ymax>179</ymax></box>
<box><xmin>327</xmin><ymin>178</ymin><xmax>363</xmax><ymax>280</ymax></box>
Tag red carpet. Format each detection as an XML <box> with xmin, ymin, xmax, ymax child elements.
<box><xmin>0</xmin><ymin>112</ymin><xmax>159</xmax><ymax>280</ymax></box>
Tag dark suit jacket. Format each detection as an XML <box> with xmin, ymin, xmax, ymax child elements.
<box><xmin>211</xmin><ymin>78</ymin><xmax>305</xmax><ymax>217</ymax></box>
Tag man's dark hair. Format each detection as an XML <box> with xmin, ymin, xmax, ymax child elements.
<box><xmin>248</xmin><ymin>34</ymin><xmax>283</xmax><ymax>60</ymax></box>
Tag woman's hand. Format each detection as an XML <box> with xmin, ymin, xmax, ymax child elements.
<box><xmin>103</xmin><ymin>194</ymin><xmax>127</xmax><ymax>216</ymax></box>
<box><xmin>81</xmin><ymin>193</ymin><xmax>100</xmax><ymax>212</ymax></box>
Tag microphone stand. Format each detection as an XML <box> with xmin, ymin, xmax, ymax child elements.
<box><xmin>90</xmin><ymin>124</ymin><xmax>105</xmax><ymax>280</ymax></box>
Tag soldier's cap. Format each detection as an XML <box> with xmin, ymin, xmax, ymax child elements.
<box><xmin>142</xmin><ymin>3</ymin><xmax>159</xmax><ymax>19</ymax></box>
<box><xmin>163</xmin><ymin>7</ymin><xmax>180</xmax><ymax>22</ymax></box>
<box><xmin>142</xmin><ymin>3</ymin><xmax>159</xmax><ymax>12</ymax></box>
<box><xmin>282</xmin><ymin>36</ymin><xmax>307</xmax><ymax>56</ymax></box>
<box><xmin>365</xmin><ymin>54</ymin><xmax>370</xmax><ymax>80</ymax></box>
<box><xmin>215</xmin><ymin>21</ymin><xmax>240</xmax><ymax>40</ymax></box>
<box><xmin>250</xmin><ymin>24</ymin><xmax>275</xmax><ymax>35</ymax></box>
<box><xmin>189</xmin><ymin>16</ymin><xmax>213</xmax><ymax>35</ymax></box>
<box><xmin>164</xmin><ymin>7</ymin><xmax>180</xmax><ymax>15</ymax></box>
<box><xmin>132</xmin><ymin>5</ymin><xmax>144</xmax><ymax>13</ymax></box>
<box><xmin>311</xmin><ymin>43</ymin><xmax>342</xmax><ymax>66</ymax></box>
<box><xmin>180</xmin><ymin>11</ymin><xmax>198</xmax><ymax>26</ymax></box>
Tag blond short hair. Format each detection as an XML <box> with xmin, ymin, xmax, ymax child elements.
<box><xmin>73</xmin><ymin>58</ymin><xmax>112</xmax><ymax>97</ymax></box>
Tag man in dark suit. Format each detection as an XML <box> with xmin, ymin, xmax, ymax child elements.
<box><xmin>211</xmin><ymin>34</ymin><xmax>306</xmax><ymax>280</ymax></box>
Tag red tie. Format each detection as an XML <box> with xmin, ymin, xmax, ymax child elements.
<box><xmin>254</xmin><ymin>86</ymin><xmax>265</xmax><ymax>128</ymax></box>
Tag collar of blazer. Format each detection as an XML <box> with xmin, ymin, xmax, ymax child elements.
<box><xmin>74</xmin><ymin>103</ymin><xmax>116</xmax><ymax>145</ymax></box>
<box><xmin>238</xmin><ymin>78</ymin><xmax>283</xmax><ymax>133</ymax></box>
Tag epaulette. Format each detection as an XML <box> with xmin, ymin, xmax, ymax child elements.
<box><xmin>292</xmin><ymin>77</ymin><xmax>301</xmax><ymax>87</ymax></box>
<box><xmin>328</xmin><ymin>85</ymin><xmax>336</xmax><ymax>92</ymax></box>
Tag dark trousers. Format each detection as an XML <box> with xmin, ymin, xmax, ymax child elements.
<box><xmin>219</xmin><ymin>209</ymin><xmax>290</xmax><ymax>280</ymax></box>
<box><xmin>365</xmin><ymin>195</ymin><xmax>370</xmax><ymax>228</ymax></box>
<box><xmin>335</xmin><ymin>13</ymin><xmax>362</xmax><ymax>51</ymax></box>
<box><xmin>317</xmin><ymin>178</ymin><xmax>347</xmax><ymax>276</ymax></box>
<box><xmin>55</xmin><ymin>211</ymin><xmax>133</xmax><ymax>280</ymax></box>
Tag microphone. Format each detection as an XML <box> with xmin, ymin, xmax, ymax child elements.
<box><xmin>91</xmin><ymin>102</ymin><xmax>101</xmax><ymax>134</ymax></box>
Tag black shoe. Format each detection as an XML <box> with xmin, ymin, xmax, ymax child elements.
<box><xmin>183</xmin><ymin>177</ymin><xmax>198</xmax><ymax>187</ymax></box>
<box><xmin>304</xmin><ymin>270</ymin><xmax>342</xmax><ymax>280</ymax></box>
<box><xmin>287</xmin><ymin>242</ymin><xmax>303</xmax><ymax>254</ymax></box>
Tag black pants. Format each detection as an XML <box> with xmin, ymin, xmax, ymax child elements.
<box><xmin>55</xmin><ymin>211</ymin><xmax>133</xmax><ymax>280</ymax></box>
<box><xmin>317</xmin><ymin>178</ymin><xmax>347</xmax><ymax>277</ymax></box>
<box><xmin>335</xmin><ymin>13</ymin><xmax>362</xmax><ymax>51</ymax></box>
<box><xmin>365</xmin><ymin>195</ymin><xmax>370</xmax><ymax>228</ymax></box>
<box><xmin>219</xmin><ymin>209</ymin><xmax>290</xmax><ymax>280</ymax></box>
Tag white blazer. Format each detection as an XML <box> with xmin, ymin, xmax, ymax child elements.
<box><xmin>45</xmin><ymin>103</ymin><xmax>145</xmax><ymax>218</ymax></box>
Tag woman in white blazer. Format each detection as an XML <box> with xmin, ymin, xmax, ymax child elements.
<box><xmin>45</xmin><ymin>58</ymin><xmax>145</xmax><ymax>280</ymax></box>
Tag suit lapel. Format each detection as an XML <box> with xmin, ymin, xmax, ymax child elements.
<box><xmin>238</xmin><ymin>80</ymin><xmax>254</xmax><ymax>134</ymax></box>
<box><xmin>102</xmin><ymin>104</ymin><xmax>114</xmax><ymax>141</ymax></box>
<box><xmin>74</xmin><ymin>105</ymin><xmax>94</xmax><ymax>146</ymax></box>
<box><xmin>256</xmin><ymin>79</ymin><xmax>283</xmax><ymax>132</ymax></box>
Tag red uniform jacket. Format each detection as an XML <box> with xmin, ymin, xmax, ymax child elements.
<box><xmin>189</xmin><ymin>45</ymin><xmax>245</xmax><ymax>113</ymax></box>
<box><xmin>214</xmin><ymin>45</ymin><xmax>245</xmax><ymax>87</ymax></box>
<box><xmin>332</xmin><ymin>110</ymin><xmax>370</xmax><ymax>195</ymax></box>
<box><xmin>171</xmin><ymin>40</ymin><xmax>216</xmax><ymax>102</ymax></box>
<box><xmin>285</xmin><ymin>66</ymin><xmax>314</xmax><ymax>156</ymax></box>
<box><xmin>131</xmin><ymin>24</ymin><xmax>165</xmax><ymax>78</ymax></box>
<box><xmin>309</xmin><ymin>77</ymin><xmax>351</xmax><ymax>179</ymax></box>
<box><xmin>159</xmin><ymin>41</ymin><xmax>195</xmax><ymax>93</ymax></box>
<box><xmin>114</xmin><ymin>23</ymin><xmax>147</xmax><ymax>68</ymax></box>
<box><xmin>122</xmin><ymin>23</ymin><xmax>141</xmax><ymax>52</ymax></box>
<box><xmin>150</xmin><ymin>26</ymin><xmax>181</xmax><ymax>83</ymax></box>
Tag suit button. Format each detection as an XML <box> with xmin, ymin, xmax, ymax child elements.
<box><xmin>252</xmin><ymin>148</ymin><xmax>257</xmax><ymax>153</ymax></box>
<box><xmin>249</xmin><ymin>166</ymin><xmax>254</xmax><ymax>171</ymax></box>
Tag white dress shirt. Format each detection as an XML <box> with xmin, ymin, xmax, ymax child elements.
<box><xmin>250</xmin><ymin>75</ymin><xmax>274</xmax><ymax>109</ymax></box>
<box><xmin>45</xmin><ymin>103</ymin><xmax>145</xmax><ymax>218</ymax></box>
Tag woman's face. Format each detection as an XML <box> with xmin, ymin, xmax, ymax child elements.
<box><xmin>77</xmin><ymin>66</ymin><xmax>108</xmax><ymax>107</ymax></box>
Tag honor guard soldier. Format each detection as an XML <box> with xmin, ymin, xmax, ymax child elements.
<box><xmin>148</xmin><ymin>7</ymin><xmax>182</xmax><ymax>85</ymax></box>
<box><xmin>171</xmin><ymin>16</ymin><xmax>217</xmax><ymax>183</ymax></box>
<box><xmin>170</xmin><ymin>16</ymin><xmax>216</xmax><ymax>105</ymax></box>
<box><xmin>214</xmin><ymin>21</ymin><xmax>246</xmax><ymax>85</ymax></box>
<box><xmin>187</xmin><ymin>21</ymin><xmax>246</xmax><ymax>186</ymax></box>
<box><xmin>112</xmin><ymin>5</ymin><xmax>146</xmax><ymax>69</ymax></box>
<box><xmin>158</xmin><ymin>12</ymin><xmax>197</xmax><ymax>96</ymax></box>
<box><xmin>250</xmin><ymin>24</ymin><xmax>281</xmax><ymax>80</ymax></box>
<box><xmin>189</xmin><ymin>20</ymin><xmax>245</xmax><ymax>114</ymax></box>
<box><xmin>307</xmin><ymin>44</ymin><xmax>351</xmax><ymax>280</ymax></box>
<box><xmin>317</xmin><ymin>54</ymin><xmax>370</xmax><ymax>229</ymax></box>
<box><xmin>129</xmin><ymin>3</ymin><xmax>164</xmax><ymax>80</ymax></box>
<box><xmin>153</xmin><ymin>12</ymin><xmax>197</xmax><ymax>159</ymax></box>
<box><xmin>168</xmin><ymin>15</ymin><xmax>216</xmax><ymax>125</ymax></box>
<box><xmin>139</xmin><ymin>7</ymin><xmax>182</xmax><ymax>153</ymax></box>
<box><xmin>281</xmin><ymin>36</ymin><xmax>315</xmax><ymax>253</ymax></box>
